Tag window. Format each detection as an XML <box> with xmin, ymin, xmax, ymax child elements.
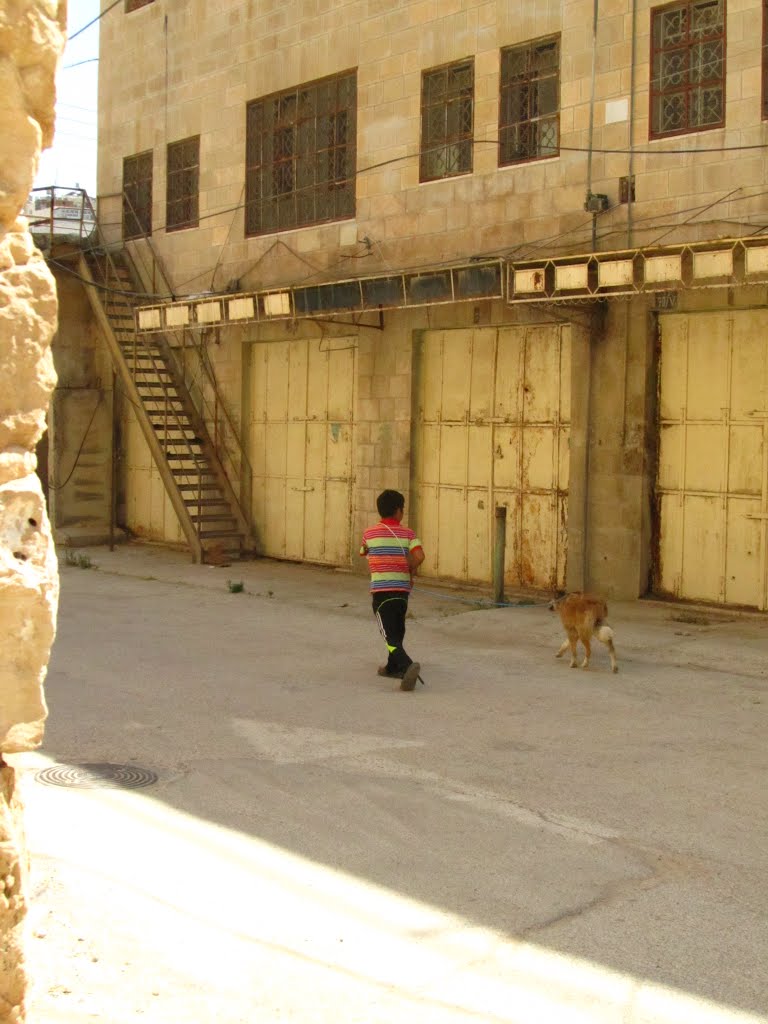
<box><xmin>122</xmin><ymin>151</ymin><xmax>153</xmax><ymax>239</ymax></box>
<box><xmin>125</xmin><ymin>0</ymin><xmax>154</xmax><ymax>10</ymax></box>
<box><xmin>166</xmin><ymin>136</ymin><xmax>199</xmax><ymax>232</ymax></box>
<box><xmin>419</xmin><ymin>60</ymin><xmax>474</xmax><ymax>182</ymax></box>
<box><xmin>499</xmin><ymin>36</ymin><xmax>560</xmax><ymax>166</ymax></box>
<box><xmin>245</xmin><ymin>71</ymin><xmax>357</xmax><ymax>237</ymax></box>
<box><xmin>650</xmin><ymin>0</ymin><xmax>725</xmax><ymax>138</ymax></box>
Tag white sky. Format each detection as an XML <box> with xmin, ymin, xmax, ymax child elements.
<box><xmin>34</xmin><ymin>0</ymin><xmax>101</xmax><ymax>197</ymax></box>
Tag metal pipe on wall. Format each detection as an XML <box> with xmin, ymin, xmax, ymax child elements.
<box><xmin>627</xmin><ymin>0</ymin><xmax>638</xmax><ymax>248</ymax></box>
<box><xmin>587</xmin><ymin>0</ymin><xmax>600</xmax><ymax>250</ymax></box>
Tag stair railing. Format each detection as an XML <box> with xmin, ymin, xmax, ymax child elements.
<box><xmin>117</xmin><ymin>189</ymin><xmax>255</xmax><ymax>536</ymax></box>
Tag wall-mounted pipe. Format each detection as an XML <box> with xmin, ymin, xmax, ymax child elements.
<box><xmin>627</xmin><ymin>0</ymin><xmax>638</xmax><ymax>248</ymax></box>
<box><xmin>586</xmin><ymin>0</ymin><xmax>600</xmax><ymax>250</ymax></box>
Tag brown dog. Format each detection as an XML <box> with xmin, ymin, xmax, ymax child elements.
<box><xmin>549</xmin><ymin>592</ymin><xmax>618</xmax><ymax>673</ymax></box>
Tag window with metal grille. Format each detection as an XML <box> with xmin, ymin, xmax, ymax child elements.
<box><xmin>166</xmin><ymin>136</ymin><xmax>199</xmax><ymax>232</ymax></box>
<box><xmin>419</xmin><ymin>60</ymin><xmax>474</xmax><ymax>182</ymax></box>
<box><xmin>650</xmin><ymin>0</ymin><xmax>725</xmax><ymax>138</ymax></box>
<box><xmin>122</xmin><ymin>151</ymin><xmax>152</xmax><ymax>240</ymax></box>
<box><xmin>125</xmin><ymin>0</ymin><xmax>154</xmax><ymax>10</ymax></box>
<box><xmin>245</xmin><ymin>71</ymin><xmax>357</xmax><ymax>237</ymax></box>
<box><xmin>499</xmin><ymin>36</ymin><xmax>560</xmax><ymax>166</ymax></box>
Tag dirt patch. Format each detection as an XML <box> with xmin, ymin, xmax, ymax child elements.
<box><xmin>669</xmin><ymin>612</ymin><xmax>736</xmax><ymax>627</ymax></box>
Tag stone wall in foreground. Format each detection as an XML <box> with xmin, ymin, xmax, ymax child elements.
<box><xmin>0</xmin><ymin>2</ymin><xmax>66</xmax><ymax>1020</ymax></box>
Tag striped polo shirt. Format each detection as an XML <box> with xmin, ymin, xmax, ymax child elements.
<box><xmin>361</xmin><ymin>518</ymin><xmax>423</xmax><ymax>593</ymax></box>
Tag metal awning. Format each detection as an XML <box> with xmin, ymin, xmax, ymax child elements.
<box><xmin>133</xmin><ymin>237</ymin><xmax>768</xmax><ymax>333</ymax></box>
<box><xmin>134</xmin><ymin>259</ymin><xmax>504</xmax><ymax>333</ymax></box>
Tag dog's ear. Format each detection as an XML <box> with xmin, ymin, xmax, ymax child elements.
<box><xmin>549</xmin><ymin>590</ymin><xmax>566</xmax><ymax>611</ymax></box>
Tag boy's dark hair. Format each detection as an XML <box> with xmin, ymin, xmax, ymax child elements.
<box><xmin>377</xmin><ymin>489</ymin><xmax>405</xmax><ymax>518</ymax></box>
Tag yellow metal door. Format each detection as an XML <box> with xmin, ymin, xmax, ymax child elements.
<box><xmin>123</xmin><ymin>405</ymin><xmax>185</xmax><ymax>544</ymax></box>
<box><xmin>657</xmin><ymin>310</ymin><xmax>768</xmax><ymax>608</ymax></box>
<box><xmin>249</xmin><ymin>337</ymin><xmax>355</xmax><ymax>565</ymax></box>
<box><xmin>414</xmin><ymin>325</ymin><xmax>570</xmax><ymax>589</ymax></box>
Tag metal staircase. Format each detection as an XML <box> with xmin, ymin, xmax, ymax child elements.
<box><xmin>79</xmin><ymin>245</ymin><xmax>254</xmax><ymax>563</ymax></box>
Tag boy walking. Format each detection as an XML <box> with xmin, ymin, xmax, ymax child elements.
<box><xmin>360</xmin><ymin>490</ymin><xmax>425</xmax><ymax>691</ymax></box>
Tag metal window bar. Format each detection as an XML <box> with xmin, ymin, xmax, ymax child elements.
<box><xmin>122</xmin><ymin>151</ymin><xmax>153</xmax><ymax>239</ymax></box>
<box><xmin>650</xmin><ymin>0</ymin><xmax>725</xmax><ymax>138</ymax></box>
<box><xmin>166</xmin><ymin>136</ymin><xmax>200</xmax><ymax>232</ymax></box>
<box><xmin>499</xmin><ymin>36</ymin><xmax>560</xmax><ymax>166</ymax></box>
<box><xmin>245</xmin><ymin>72</ymin><xmax>356</xmax><ymax>236</ymax></box>
<box><xmin>420</xmin><ymin>60</ymin><xmax>474</xmax><ymax>182</ymax></box>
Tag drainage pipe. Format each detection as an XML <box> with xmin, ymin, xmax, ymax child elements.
<box><xmin>627</xmin><ymin>0</ymin><xmax>638</xmax><ymax>248</ymax></box>
<box><xmin>586</xmin><ymin>0</ymin><xmax>600</xmax><ymax>250</ymax></box>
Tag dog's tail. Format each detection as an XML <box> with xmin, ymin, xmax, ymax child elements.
<box><xmin>597</xmin><ymin>624</ymin><xmax>614</xmax><ymax>643</ymax></box>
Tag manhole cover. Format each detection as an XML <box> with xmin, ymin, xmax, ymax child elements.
<box><xmin>34</xmin><ymin>763</ymin><xmax>158</xmax><ymax>790</ymax></box>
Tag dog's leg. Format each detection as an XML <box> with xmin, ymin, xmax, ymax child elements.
<box><xmin>556</xmin><ymin>638</ymin><xmax>570</xmax><ymax>659</ymax></box>
<box><xmin>567</xmin><ymin>628</ymin><xmax>578</xmax><ymax>668</ymax></box>
<box><xmin>597</xmin><ymin>625</ymin><xmax>618</xmax><ymax>673</ymax></box>
<box><xmin>578</xmin><ymin>629</ymin><xmax>591</xmax><ymax>669</ymax></box>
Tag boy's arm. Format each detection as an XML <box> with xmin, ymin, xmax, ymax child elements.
<box><xmin>407</xmin><ymin>545</ymin><xmax>425</xmax><ymax>571</ymax></box>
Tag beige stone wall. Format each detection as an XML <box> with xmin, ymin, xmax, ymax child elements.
<box><xmin>0</xmin><ymin>1</ymin><xmax>66</xmax><ymax>1020</ymax></box>
<box><xmin>97</xmin><ymin>0</ymin><xmax>768</xmax><ymax>295</ymax></box>
<box><xmin>47</xmin><ymin>263</ymin><xmax>115</xmax><ymax>547</ymax></box>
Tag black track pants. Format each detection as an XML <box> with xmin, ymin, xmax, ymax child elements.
<box><xmin>372</xmin><ymin>592</ymin><xmax>413</xmax><ymax>675</ymax></box>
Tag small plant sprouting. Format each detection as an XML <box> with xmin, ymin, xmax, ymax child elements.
<box><xmin>227</xmin><ymin>580</ymin><xmax>244</xmax><ymax>593</ymax></box>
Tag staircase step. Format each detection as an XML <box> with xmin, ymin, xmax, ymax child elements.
<box><xmin>152</xmin><ymin>424</ymin><xmax>200</xmax><ymax>436</ymax></box>
<box><xmin>183</xmin><ymin>499</ymin><xmax>230</xmax><ymax>507</ymax></box>
<box><xmin>189</xmin><ymin>514</ymin><xmax>237</xmax><ymax>524</ymax></box>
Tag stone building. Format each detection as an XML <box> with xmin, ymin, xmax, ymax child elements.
<box><xmin>72</xmin><ymin>0</ymin><xmax>768</xmax><ymax>607</ymax></box>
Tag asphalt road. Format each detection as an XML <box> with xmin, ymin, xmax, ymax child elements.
<box><xmin>11</xmin><ymin>544</ymin><xmax>768</xmax><ymax>1023</ymax></box>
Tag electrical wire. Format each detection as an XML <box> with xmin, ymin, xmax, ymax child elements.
<box><xmin>46</xmin><ymin>257</ymin><xmax>165</xmax><ymax>301</ymax></box>
<box><xmin>63</xmin><ymin>58</ymin><xmax>99</xmax><ymax>69</ymax></box>
<box><xmin>49</xmin><ymin>182</ymin><xmax>768</xmax><ymax>309</ymax></box>
<box><xmin>48</xmin><ymin>392</ymin><xmax>103</xmax><ymax>491</ymax></box>
<box><xmin>68</xmin><ymin>0</ymin><xmax>122</xmax><ymax>41</ymax></box>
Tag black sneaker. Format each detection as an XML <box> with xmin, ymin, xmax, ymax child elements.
<box><xmin>377</xmin><ymin>665</ymin><xmax>402</xmax><ymax>678</ymax></box>
<box><xmin>400</xmin><ymin>662</ymin><xmax>420</xmax><ymax>692</ymax></box>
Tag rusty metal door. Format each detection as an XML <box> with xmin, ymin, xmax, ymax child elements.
<box><xmin>657</xmin><ymin>310</ymin><xmax>768</xmax><ymax>608</ymax></box>
<box><xmin>249</xmin><ymin>337</ymin><xmax>355</xmax><ymax>565</ymax></box>
<box><xmin>413</xmin><ymin>325</ymin><xmax>570</xmax><ymax>589</ymax></box>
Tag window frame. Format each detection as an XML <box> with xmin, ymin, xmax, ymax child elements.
<box><xmin>244</xmin><ymin>70</ymin><xmax>357</xmax><ymax>238</ymax></box>
<box><xmin>649</xmin><ymin>0</ymin><xmax>726</xmax><ymax>140</ymax></box>
<box><xmin>166</xmin><ymin>135</ymin><xmax>200</xmax><ymax>233</ymax></box>
<box><xmin>419</xmin><ymin>58</ymin><xmax>475</xmax><ymax>184</ymax></box>
<box><xmin>122</xmin><ymin>150</ymin><xmax>153</xmax><ymax>241</ymax></box>
<box><xmin>498</xmin><ymin>35</ymin><xmax>561</xmax><ymax>167</ymax></box>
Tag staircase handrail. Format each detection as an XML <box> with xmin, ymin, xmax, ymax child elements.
<box><xmin>116</xmin><ymin>190</ymin><xmax>255</xmax><ymax>529</ymax></box>
<box><xmin>161</xmin><ymin>324</ymin><xmax>255</xmax><ymax>528</ymax></box>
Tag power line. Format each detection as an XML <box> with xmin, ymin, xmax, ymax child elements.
<box><xmin>68</xmin><ymin>0</ymin><xmax>122</xmax><ymax>41</ymax></box>
<box><xmin>63</xmin><ymin>57</ymin><xmax>99</xmax><ymax>69</ymax></box>
<box><xmin>58</xmin><ymin>102</ymin><xmax>98</xmax><ymax>113</ymax></box>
